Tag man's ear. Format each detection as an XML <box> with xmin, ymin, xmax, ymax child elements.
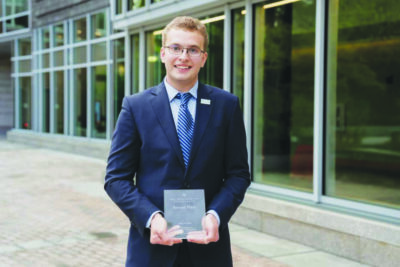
<box><xmin>201</xmin><ymin>51</ymin><xmax>208</xmax><ymax>68</ymax></box>
<box><xmin>160</xmin><ymin>47</ymin><xmax>166</xmax><ymax>63</ymax></box>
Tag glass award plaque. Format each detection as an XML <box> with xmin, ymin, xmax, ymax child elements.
<box><xmin>164</xmin><ymin>189</ymin><xmax>205</xmax><ymax>239</ymax></box>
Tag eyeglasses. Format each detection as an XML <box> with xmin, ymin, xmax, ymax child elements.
<box><xmin>164</xmin><ymin>45</ymin><xmax>205</xmax><ymax>57</ymax></box>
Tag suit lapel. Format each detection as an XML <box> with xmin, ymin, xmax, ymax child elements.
<box><xmin>188</xmin><ymin>83</ymin><xmax>213</xmax><ymax>169</ymax></box>
<box><xmin>150</xmin><ymin>83</ymin><xmax>185</xmax><ymax>167</ymax></box>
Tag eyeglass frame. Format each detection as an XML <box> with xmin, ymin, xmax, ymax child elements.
<box><xmin>163</xmin><ymin>45</ymin><xmax>206</xmax><ymax>57</ymax></box>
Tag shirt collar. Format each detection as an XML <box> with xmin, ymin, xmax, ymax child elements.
<box><xmin>164</xmin><ymin>77</ymin><xmax>198</xmax><ymax>102</ymax></box>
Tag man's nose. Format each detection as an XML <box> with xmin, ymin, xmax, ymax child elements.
<box><xmin>178</xmin><ymin>48</ymin><xmax>190</xmax><ymax>59</ymax></box>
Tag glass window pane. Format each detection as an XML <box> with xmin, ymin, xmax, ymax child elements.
<box><xmin>5</xmin><ymin>15</ymin><xmax>28</xmax><ymax>31</ymax></box>
<box><xmin>74</xmin><ymin>68</ymin><xmax>87</xmax><ymax>137</ymax></box>
<box><xmin>54</xmin><ymin>71</ymin><xmax>64</xmax><ymax>134</ymax></box>
<box><xmin>114</xmin><ymin>38</ymin><xmax>125</xmax><ymax>126</ymax></box>
<box><xmin>74</xmin><ymin>18</ymin><xmax>87</xmax><ymax>42</ymax></box>
<box><xmin>42</xmin><ymin>53</ymin><xmax>50</xmax><ymax>68</ymax></box>
<box><xmin>325</xmin><ymin>0</ymin><xmax>400</xmax><ymax>208</ymax></box>
<box><xmin>42</xmin><ymin>73</ymin><xmax>50</xmax><ymax>133</ymax></box>
<box><xmin>18</xmin><ymin>37</ymin><xmax>31</xmax><ymax>56</ymax></box>
<box><xmin>231</xmin><ymin>8</ymin><xmax>245</xmax><ymax>107</ymax></box>
<box><xmin>91</xmin><ymin>12</ymin><xmax>106</xmax><ymax>39</ymax></box>
<box><xmin>253</xmin><ymin>0</ymin><xmax>316</xmax><ymax>192</ymax></box>
<box><xmin>145</xmin><ymin>28</ymin><xmax>165</xmax><ymax>88</ymax></box>
<box><xmin>116</xmin><ymin>0</ymin><xmax>123</xmax><ymax>14</ymax></box>
<box><xmin>19</xmin><ymin>76</ymin><xmax>31</xmax><ymax>129</ymax></box>
<box><xmin>6</xmin><ymin>0</ymin><xmax>28</xmax><ymax>15</ymax></box>
<box><xmin>128</xmin><ymin>0</ymin><xmax>144</xmax><ymax>11</ymax></box>
<box><xmin>54</xmin><ymin>50</ymin><xmax>64</xmax><ymax>67</ymax></box>
<box><xmin>18</xmin><ymin>59</ymin><xmax>31</xmax><ymax>72</ymax></box>
<box><xmin>73</xmin><ymin>46</ymin><xmax>86</xmax><ymax>64</ymax></box>
<box><xmin>91</xmin><ymin>42</ymin><xmax>106</xmax><ymax>61</ymax></box>
<box><xmin>92</xmin><ymin>65</ymin><xmax>107</xmax><ymax>139</ymax></box>
<box><xmin>131</xmin><ymin>34</ymin><xmax>139</xmax><ymax>94</ymax></box>
<box><xmin>42</xmin><ymin>28</ymin><xmax>50</xmax><ymax>49</ymax></box>
<box><xmin>54</xmin><ymin>24</ymin><xmax>64</xmax><ymax>47</ymax></box>
<box><xmin>198</xmin><ymin>14</ymin><xmax>224</xmax><ymax>89</ymax></box>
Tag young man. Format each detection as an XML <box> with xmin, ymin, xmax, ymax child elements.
<box><xmin>105</xmin><ymin>16</ymin><xmax>250</xmax><ymax>267</ymax></box>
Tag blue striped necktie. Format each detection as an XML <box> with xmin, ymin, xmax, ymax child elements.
<box><xmin>176</xmin><ymin>93</ymin><xmax>194</xmax><ymax>167</ymax></box>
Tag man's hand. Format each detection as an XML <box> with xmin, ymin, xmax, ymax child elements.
<box><xmin>150</xmin><ymin>213</ymin><xmax>183</xmax><ymax>246</ymax></box>
<box><xmin>187</xmin><ymin>213</ymin><xmax>219</xmax><ymax>244</ymax></box>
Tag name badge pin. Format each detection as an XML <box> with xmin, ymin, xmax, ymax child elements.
<box><xmin>200</xmin><ymin>99</ymin><xmax>211</xmax><ymax>105</ymax></box>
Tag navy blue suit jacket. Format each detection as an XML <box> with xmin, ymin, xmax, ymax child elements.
<box><xmin>105</xmin><ymin>82</ymin><xmax>250</xmax><ymax>267</ymax></box>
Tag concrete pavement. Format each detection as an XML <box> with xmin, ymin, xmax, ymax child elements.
<box><xmin>0</xmin><ymin>138</ymin><xmax>369</xmax><ymax>266</ymax></box>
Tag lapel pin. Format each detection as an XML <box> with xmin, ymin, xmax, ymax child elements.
<box><xmin>200</xmin><ymin>98</ymin><xmax>211</xmax><ymax>105</ymax></box>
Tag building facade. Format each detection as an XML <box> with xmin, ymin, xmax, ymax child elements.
<box><xmin>2</xmin><ymin>0</ymin><xmax>400</xmax><ymax>266</ymax></box>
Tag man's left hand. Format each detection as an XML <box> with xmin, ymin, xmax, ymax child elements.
<box><xmin>187</xmin><ymin>213</ymin><xmax>219</xmax><ymax>244</ymax></box>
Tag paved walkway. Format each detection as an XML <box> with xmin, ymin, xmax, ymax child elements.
<box><xmin>0</xmin><ymin>138</ymin><xmax>369</xmax><ymax>266</ymax></box>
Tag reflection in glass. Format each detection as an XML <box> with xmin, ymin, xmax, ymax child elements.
<box><xmin>73</xmin><ymin>46</ymin><xmax>86</xmax><ymax>64</ymax></box>
<box><xmin>253</xmin><ymin>0</ymin><xmax>316</xmax><ymax>192</ymax></box>
<box><xmin>92</xmin><ymin>65</ymin><xmax>107</xmax><ymax>138</ymax></box>
<box><xmin>54</xmin><ymin>71</ymin><xmax>64</xmax><ymax>134</ymax></box>
<box><xmin>74</xmin><ymin>18</ymin><xmax>86</xmax><ymax>42</ymax></box>
<box><xmin>42</xmin><ymin>73</ymin><xmax>50</xmax><ymax>133</ymax></box>
<box><xmin>115</xmin><ymin>0</ymin><xmax>122</xmax><ymax>14</ymax></box>
<box><xmin>145</xmin><ymin>29</ymin><xmax>165</xmax><ymax>88</ymax></box>
<box><xmin>54</xmin><ymin>24</ymin><xmax>64</xmax><ymax>47</ymax></box>
<box><xmin>18</xmin><ymin>59</ymin><xmax>31</xmax><ymax>72</ymax></box>
<box><xmin>198</xmin><ymin>14</ymin><xmax>224</xmax><ymax>89</ymax></box>
<box><xmin>6</xmin><ymin>0</ymin><xmax>28</xmax><ymax>15</ymax></box>
<box><xmin>113</xmin><ymin>38</ymin><xmax>125</xmax><ymax>126</ymax></box>
<box><xmin>231</xmin><ymin>8</ymin><xmax>245</xmax><ymax>107</ymax></box>
<box><xmin>326</xmin><ymin>0</ymin><xmax>400</xmax><ymax>208</ymax></box>
<box><xmin>18</xmin><ymin>37</ymin><xmax>31</xmax><ymax>56</ymax></box>
<box><xmin>131</xmin><ymin>34</ymin><xmax>140</xmax><ymax>94</ymax></box>
<box><xmin>128</xmin><ymin>0</ymin><xmax>144</xmax><ymax>10</ymax></box>
<box><xmin>91</xmin><ymin>42</ymin><xmax>107</xmax><ymax>61</ymax></box>
<box><xmin>5</xmin><ymin>15</ymin><xmax>28</xmax><ymax>31</ymax></box>
<box><xmin>91</xmin><ymin>12</ymin><xmax>106</xmax><ymax>39</ymax></box>
<box><xmin>42</xmin><ymin>28</ymin><xmax>50</xmax><ymax>49</ymax></box>
<box><xmin>74</xmin><ymin>68</ymin><xmax>87</xmax><ymax>137</ymax></box>
<box><xmin>54</xmin><ymin>51</ymin><xmax>64</xmax><ymax>67</ymax></box>
<box><xmin>42</xmin><ymin>53</ymin><xmax>50</xmax><ymax>68</ymax></box>
<box><xmin>19</xmin><ymin>77</ymin><xmax>31</xmax><ymax>129</ymax></box>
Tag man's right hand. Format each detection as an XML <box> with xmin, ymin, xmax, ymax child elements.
<box><xmin>150</xmin><ymin>213</ymin><xmax>183</xmax><ymax>246</ymax></box>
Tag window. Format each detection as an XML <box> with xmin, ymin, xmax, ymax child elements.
<box><xmin>131</xmin><ymin>34</ymin><xmax>140</xmax><ymax>94</ymax></box>
<box><xmin>128</xmin><ymin>0</ymin><xmax>144</xmax><ymax>11</ymax></box>
<box><xmin>252</xmin><ymin>0</ymin><xmax>316</xmax><ymax>192</ymax></box>
<box><xmin>74</xmin><ymin>18</ymin><xmax>86</xmax><ymax>42</ymax></box>
<box><xmin>198</xmin><ymin>14</ymin><xmax>224</xmax><ymax>89</ymax></box>
<box><xmin>231</xmin><ymin>8</ymin><xmax>245</xmax><ymax>107</ymax></box>
<box><xmin>42</xmin><ymin>73</ymin><xmax>50</xmax><ymax>133</ymax></box>
<box><xmin>92</xmin><ymin>65</ymin><xmax>107</xmax><ymax>138</ymax></box>
<box><xmin>114</xmin><ymin>38</ymin><xmax>125</xmax><ymax>125</ymax></box>
<box><xmin>54</xmin><ymin>71</ymin><xmax>64</xmax><ymax>134</ymax></box>
<box><xmin>19</xmin><ymin>77</ymin><xmax>31</xmax><ymax>129</ymax></box>
<box><xmin>145</xmin><ymin>28</ymin><xmax>164</xmax><ymax>88</ymax></box>
<box><xmin>91</xmin><ymin>12</ymin><xmax>106</xmax><ymax>39</ymax></box>
<box><xmin>325</xmin><ymin>0</ymin><xmax>400</xmax><ymax>208</ymax></box>
<box><xmin>54</xmin><ymin>24</ymin><xmax>64</xmax><ymax>47</ymax></box>
<box><xmin>74</xmin><ymin>68</ymin><xmax>87</xmax><ymax>137</ymax></box>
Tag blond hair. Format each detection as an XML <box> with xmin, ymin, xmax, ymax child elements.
<box><xmin>162</xmin><ymin>16</ymin><xmax>209</xmax><ymax>51</ymax></box>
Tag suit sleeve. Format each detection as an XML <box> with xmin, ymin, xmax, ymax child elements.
<box><xmin>208</xmin><ymin>97</ymin><xmax>251</xmax><ymax>228</ymax></box>
<box><xmin>104</xmin><ymin>97</ymin><xmax>159</xmax><ymax>236</ymax></box>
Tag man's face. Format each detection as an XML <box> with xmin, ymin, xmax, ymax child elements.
<box><xmin>160</xmin><ymin>28</ymin><xmax>208</xmax><ymax>91</ymax></box>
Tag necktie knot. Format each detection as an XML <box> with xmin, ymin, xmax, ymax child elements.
<box><xmin>177</xmin><ymin>93</ymin><xmax>192</xmax><ymax>107</ymax></box>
